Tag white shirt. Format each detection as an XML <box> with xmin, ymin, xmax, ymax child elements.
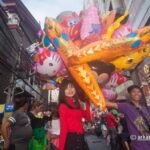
<box><xmin>50</xmin><ymin>119</ymin><xmax>60</xmax><ymax>135</ymax></box>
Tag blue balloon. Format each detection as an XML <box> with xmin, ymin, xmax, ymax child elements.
<box><xmin>127</xmin><ymin>32</ymin><xmax>137</xmax><ymax>38</ymax></box>
<box><xmin>131</xmin><ymin>40</ymin><xmax>141</xmax><ymax>48</ymax></box>
<box><xmin>43</xmin><ymin>35</ymin><xmax>56</xmax><ymax>51</ymax></box>
<box><xmin>62</xmin><ymin>32</ymin><xmax>69</xmax><ymax>41</ymax></box>
<box><xmin>53</xmin><ymin>38</ymin><xmax>60</xmax><ymax>48</ymax></box>
<box><xmin>44</xmin><ymin>35</ymin><xmax>51</xmax><ymax>47</ymax></box>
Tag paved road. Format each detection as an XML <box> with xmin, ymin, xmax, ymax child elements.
<box><xmin>85</xmin><ymin>134</ymin><xmax>111</xmax><ymax>150</ymax></box>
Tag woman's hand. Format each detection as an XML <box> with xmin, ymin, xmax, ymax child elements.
<box><xmin>43</xmin><ymin>111</ymin><xmax>51</xmax><ymax>117</ymax></box>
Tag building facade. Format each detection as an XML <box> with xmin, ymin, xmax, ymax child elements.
<box><xmin>0</xmin><ymin>0</ymin><xmax>47</xmax><ymax>104</ymax></box>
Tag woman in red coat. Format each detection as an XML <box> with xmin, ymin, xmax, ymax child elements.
<box><xmin>58</xmin><ymin>79</ymin><xmax>92</xmax><ymax>150</ymax></box>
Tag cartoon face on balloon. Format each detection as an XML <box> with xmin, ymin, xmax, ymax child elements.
<box><xmin>102</xmin><ymin>87</ymin><xmax>117</xmax><ymax>101</ymax></box>
<box><xmin>34</xmin><ymin>49</ymin><xmax>64</xmax><ymax>77</ymax></box>
<box><xmin>102</xmin><ymin>72</ymin><xmax>127</xmax><ymax>101</ymax></box>
<box><xmin>57</xmin><ymin>11</ymin><xmax>81</xmax><ymax>41</ymax></box>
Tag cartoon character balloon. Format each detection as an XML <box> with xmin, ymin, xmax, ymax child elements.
<box><xmin>57</xmin><ymin>11</ymin><xmax>81</xmax><ymax>41</ymax></box>
<box><xmin>34</xmin><ymin>48</ymin><xmax>64</xmax><ymax>77</ymax></box>
<box><xmin>44</xmin><ymin>13</ymin><xmax>150</xmax><ymax>110</ymax></box>
<box><xmin>102</xmin><ymin>72</ymin><xmax>127</xmax><ymax>101</ymax></box>
<box><xmin>80</xmin><ymin>5</ymin><xmax>101</xmax><ymax>40</ymax></box>
<box><xmin>38</xmin><ymin>31</ymin><xmax>56</xmax><ymax>51</ymax></box>
<box><xmin>88</xmin><ymin>60</ymin><xmax>115</xmax><ymax>85</ymax></box>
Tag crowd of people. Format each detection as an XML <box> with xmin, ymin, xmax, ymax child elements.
<box><xmin>90</xmin><ymin>106</ymin><xmax>131</xmax><ymax>150</ymax></box>
<box><xmin>0</xmin><ymin>79</ymin><xmax>150</xmax><ymax>150</ymax></box>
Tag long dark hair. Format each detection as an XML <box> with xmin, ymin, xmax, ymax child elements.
<box><xmin>14</xmin><ymin>97</ymin><xmax>30</xmax><ymax>111</ymax></box>
<box><xmin>58</xmin><ymin>78</ymin><xmax>80</xmax><ymax>109</ymax></box>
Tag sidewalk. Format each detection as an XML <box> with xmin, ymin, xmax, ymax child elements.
<box><xmin>85</xmin><ymin>134</ymin><xmax>110</xmax><ymax>150</ymax></box>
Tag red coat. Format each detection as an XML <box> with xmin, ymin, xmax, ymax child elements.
<box><xmin>104</xmin><ymin>112</ymin><xmax>116</xmax><ymax>129</ymax></box>
<box><xmin>58</xmin><ymin>97</ymin><xmax>91</xmax><ymax>150</ymax></box>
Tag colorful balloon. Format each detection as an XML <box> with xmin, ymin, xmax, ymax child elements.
<box><xmin>112</xmin><ymin>23</ymin><xmax>132</xmax><ymax>38</ymax></box>
<box><xmin>57</xmin><ymin>11</ymin><xmax>81</xmax><ymax>41</ymax></box>
<box><xmin>44</xmin><ymin>17</ymin><xmax>150</xmax><ymax>110</ymax></box>
<box><xmin>45</xmin><ymin>18</ymin><xmax>106</xmax><ymax>110</ymax></box>
<box><xmin>80</xmin><ymin>5</ymin><xmax>101</xmax><ymax>40</ymax></box>
<box><xmin>34</xmin><ymin>48</ymin><xmax>64</xmax><ymax>77</ymax></box>
<box><xmin>101</xmin><ymin>72</ymin><xmax>127</xmax><ymax>101</ymax></box>
<box><xmin>39</xmin><ymin>32</ymin><xmax>56</xmax><ymax>51</ymax></box>
<box><xmin>102</xmin><ymin>87</ymin><xmax>117</xmax><ymax>101</ymax></box>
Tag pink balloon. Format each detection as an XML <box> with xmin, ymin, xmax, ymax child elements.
<box><xmin>35</xmin><ymin>51</ymin><xmax>64</xmax><ymax>77</ymax></box>
<box><xmin>102</xmin><ymin>87</ymin><xmax>117</xmax><ymax>101</ymax></box>
<box><xmin>97</xmin><ymin>73</ymin><xmax>110</xmax><ymax>85</ymax></box>
<box><xmin>57</xmin><ymin>11</ymin><xmax>81</xmax><ymax>41</ymax></box>
<box><xmin>113</xmin><ymin>23</ymin><xmax>132</xmax><ymax>38</ymax></box>
<box><xmin>80</xmin><ymin>6</ymin><xmax>101</xmax><ymax>40</ymax></box>
<box><xmin>101</xmin><ymin>72</ymin><xmax>127</xmax><ymax>101</ymax></box>
<box><xmin>104</xmin><ymin>72</ymin><xmax>127</xmax><ymax>88</ymax></box>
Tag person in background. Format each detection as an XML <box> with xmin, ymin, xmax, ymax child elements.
<box><xmin>104</xmin><ymin>110</ymin><xmax>117</xmax><ymax>150</ymax></box>
<box><xmin>101</xmin><ymin>114</ymin><xmax>108</xmax><ymax>138</ymax></box>
<box><xmin>58</xmin><ymin>79</ymin><xmax>92</xmax><ymax>150</ymax></box>
<box><xmin>106</xmin><ymin>85</ymin><xmax>150</xmax><ymax>150</ymax></box>
<box><xmin>47</xmin><ymin>109</ymin><xmax>60</xmax><ymax>150</ymax></box>
<box><xmin>119</xmin><ymin>114</ymin><xmax>131</xmax><ymax>150</ymax></box>
<box><xmin>2</xmin><ymin>97</ymin><xmax>32</xmax><ymax>150</ymax></box>
<box><xmin>28</xmin><ymin>100</ymin><xmax>50</xmax><ymax>150</ymax></box>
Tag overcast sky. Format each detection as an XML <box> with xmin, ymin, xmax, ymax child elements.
<box><xmin>21</xmin><ymin>0</ymin><xmax>83</xmax><ymax>28</ymax></box>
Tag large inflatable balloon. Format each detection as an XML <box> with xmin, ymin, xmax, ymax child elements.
<box><xmin>68</xmin><ymin>26</ymin><xmax>150</xmax><ymax>66</ymax></box>
<box><xmin>102</xmin><ymin>88</ymin><xmax>117</xmax><ymax>101</ymax></box>
<box><xmin>38</xmin><ymin>31</ymin><xmax>56</xmax><ymax>51</ymax></box>
<box><xmin>44</xmin><ymin>17</ymin><xmax>150</xmax><ymax>110</ymax></box>
<box><xmin>80</xmin><ymin>5</ymin><xmax>101</xmax><ymax>40</ymax></box>
<box><xmin>112</xmin><ymin>23</ymin><xmax>132</xmax><ymax>38</ymax></box>
<box><xmin>45</xmin><ymin>18</ymin><xmax>106</xmax><ymax>110</ymax></box>
<box><xmin>88</xmin><ymin>60</ymin><xmax>115</xmax><ymax>85</ymax></box>
<box><xmin>34</xmin><ymin>48</ymin><xmax>64</xmax><ymax>77</ymax></box>
<box><xmin>57</xmin><ymin>11</ymin><xmax>81</xmax><ymax>41</ymax></box>
<box><xmin>102</xmin><ymin>72</ymin><xmax>127</xmax><ymax>101</ymax></box>
<box><xmin>111</xmin><ymin>45</ymin><xmax>150</xmax><ymax>71</ymax></box>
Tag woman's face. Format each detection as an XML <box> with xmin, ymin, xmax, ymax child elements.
<box><xmin>130</xmin><ymin>88</ymin><xmax>142</xmax><ymax>102</ymax></box>
<box><xmin>65</xmin><ymin>83</ymin><xmax>76</xmax><ymax>98</ymax></box>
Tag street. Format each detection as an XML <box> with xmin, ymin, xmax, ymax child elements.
<box><xmin>85</xmin><ymin>134</ymin><xmax>111</xmax><ymax>150</ymax></box>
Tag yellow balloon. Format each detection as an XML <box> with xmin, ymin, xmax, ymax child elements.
<box><xmin>107</xmin><ymin>11</ymin><xmax>128</xmax><ymax>39</ymax></box>
<box><xmin>111</xmin><ymin>45</ymin><xmax>150</xmax><ymax>70</ymax></box>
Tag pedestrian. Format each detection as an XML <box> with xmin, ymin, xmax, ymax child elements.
<box><xmin>104</xmin><ymin>110</ymin><xmax>117</xmax><ymax>150</ymax></box>
<box><xmin>47</xmin><ymin>109</ymin><xmax>60</xmax><ymax>150</ymax></box>
<box><xmin>58</xmin><ymin>79</ymin><xmax>92</xmax><ymax>150</ymax></box>
<box><xmin>101</xmin><ymin>114</ymin><xmax>108</xmax><ymax>138</ymax></box>
<box><xmin>28</xmin><ymin>100</ymin><xmax>50</xmax><ymax>150</ymax></box>
<box><xmin>119</xmin><ymin>114</ymin><xmax>131</xmax><ymax>150</ymax></box>
<box><xmin>2</xmin><ymin>97</ymin><xmax>32</xmax><ymax>150</ymax></box>
<box><xmin>106</xmin><ymin>85</ymin><xmax>150</xmax><ymax>150</ymax></box>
